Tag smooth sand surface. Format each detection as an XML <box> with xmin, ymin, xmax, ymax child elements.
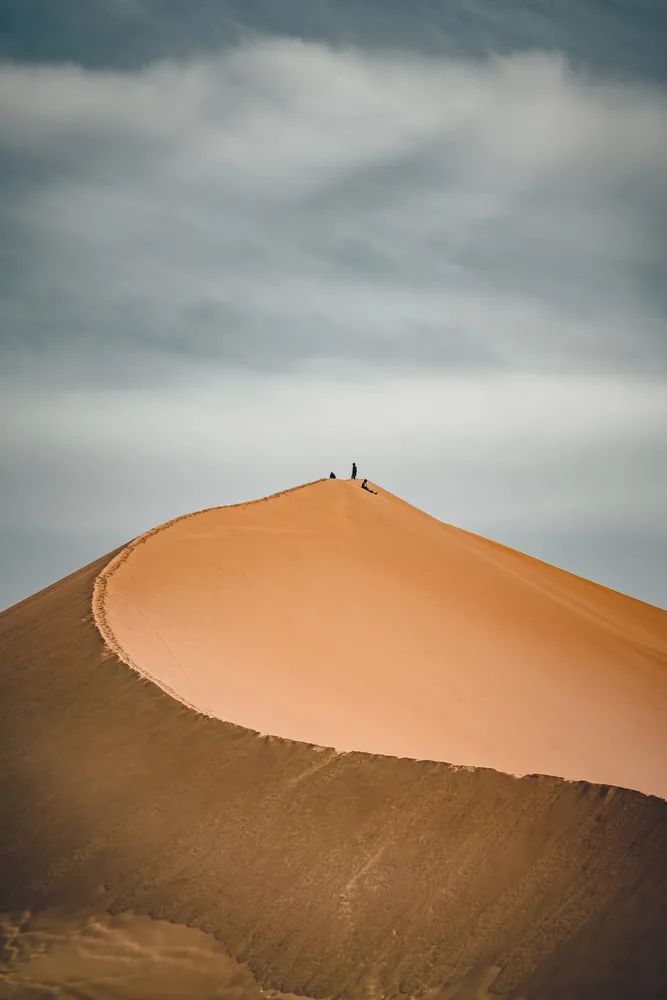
<box><xmin>97</xmin><ymin>478</ymin><xmax>667</xmax><ymax>797</ymax></box>
<box><xmin>2</xmin><ymin>552</ymin><xmax>667</xmax><ymax>999</ymax></box>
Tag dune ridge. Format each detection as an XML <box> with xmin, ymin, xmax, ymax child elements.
<box><xmin>94</xmin><ymin>478</ymin><xmax>667</xmax><ymax>797</ymax></box>
<box><xmin>93</xmin><ymin>479</ymin><xmax>327</xmax><ymax>720</ymax></box>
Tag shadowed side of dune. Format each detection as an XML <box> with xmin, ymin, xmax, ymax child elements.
<box><xmin>1</xmin><ymin>555</ymin><xmax>667</xmax><ymax>999</ymax></box>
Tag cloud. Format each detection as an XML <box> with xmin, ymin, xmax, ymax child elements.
<box><xmin>2</xmin><ymin>1</ymin><xmax>666</xmax><ymax>81</ymax></box>
<box><xmin>0</xmin><ymin>39</ymin><xmax>665</xmax><ymax>608</ymax></box>
<box><xmin>1</xmin><ymin>41</ymin><xmax>666</xmax><ymax>386</ymax></box>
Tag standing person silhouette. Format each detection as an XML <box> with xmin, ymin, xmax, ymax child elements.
<box><xmin>351</xmin><ymin>461</ymin><xmax>357</xmax><ymax>480</ymax></box>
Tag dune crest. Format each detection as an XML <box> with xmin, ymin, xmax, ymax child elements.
<box><xmin>94</xmin><ymin>478</ymin><xmax>667</xmax><ymax>797</ymax></box>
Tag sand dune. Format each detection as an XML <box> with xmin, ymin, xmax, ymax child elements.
<box><xmin>1</xmin><ymin>480</ymin><xmax>667</xmax><ymax>999</ymax></box>
<box><xmin>97</xmin><ymin>478</ymin><xmax>667</xmax><ymax>797</ymax></box>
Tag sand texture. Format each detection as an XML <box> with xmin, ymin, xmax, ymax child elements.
<box><xmin>0</xmin><ymin>908</ymin><xmax>306</xmax><ymax>1000</ymax></box>
<box><xmin>1</xmin><ymin>480</ymin><xmax>666</xmax><ymax>998</ymax></box>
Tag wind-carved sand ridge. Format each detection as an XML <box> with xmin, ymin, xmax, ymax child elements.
<box><xmin>94</xmin><ymin>478</ymin><xmax>667</xmax><ymax>798</ymax></box>
<box><xmin>2</xmin><ymin>478</ymin><xmax>667</xmax><ymax>999</ymax></box>
<box><xmin>92</xmin><ymin>478</ymin><xmax>327</xmax><ymax>722</ymax></box>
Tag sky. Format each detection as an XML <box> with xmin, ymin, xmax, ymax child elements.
<box><xmin>1</xmin><ymin>1</ymin><xmax>666</xmax><ymax>610</ymax></box>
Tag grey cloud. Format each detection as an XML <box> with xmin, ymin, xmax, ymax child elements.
<box><xmin>1</xmin><ymin>44</ymin><xmax>666</xmax><ymax>385</ymax></box>
<box><xmin>1</xmin><ymin>1</ymin><xmax>666</xmax><ymax>82</ymax></box>
<box><xmin>1</xmin><ymin>38</ymin><xmax>665</xmax><ymax>611</ymax></box>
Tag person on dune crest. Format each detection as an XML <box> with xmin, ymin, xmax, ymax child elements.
<box><xmin>361</xmin><ymin>479</ymin><xmax>377</xmax><ymax>494</ymax></box>
<box><xmin>351</xmin><ymin>462</ymin><xmax>357</xmax><ymax>479</ymax></box>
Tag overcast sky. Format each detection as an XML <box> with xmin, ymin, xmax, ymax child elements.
<box><xmin>1</xmin><ymin>1</ymin><xmax>666</xmax><ymax>610</ymax></box>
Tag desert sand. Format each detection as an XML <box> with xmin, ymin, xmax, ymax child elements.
<box><xmin>97</xmin><ymin>478</ymin><xmax>666</xmax><ymax>797</ymax></box>
<box><xmin>0</xmin><ymin>908</ymin><xmax>295</xmax><ymax>1000</ymax></box>
<box><xmin>1</xmin><ymin>479</ymin><xmax>666</xmax><ymax>999</ymax></box>
<box><xmin>0</xmin><ymin>908</ymin><xmax>503</xmax><ymax>1000</ymax></box>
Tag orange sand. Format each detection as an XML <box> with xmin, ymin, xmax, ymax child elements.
<box><xmin>96</xmin><ymin>479</ymin><xmax>667</xmax><ymax>798</ymax></box>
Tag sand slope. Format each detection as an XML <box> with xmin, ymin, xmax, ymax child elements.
<box><xmin>1</xmin><ymin>492</ymin><xmax>667</xmax><ymax>999</ymax></box>
<box><xmin>97</xmin><ymin>478</ymin><xmax>666</xmax><ymax>796</ymax></box>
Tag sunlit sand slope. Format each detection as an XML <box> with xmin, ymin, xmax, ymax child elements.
<box><xmin>98</xmin><ymin>479</ymin><xmax>666</xmax><ymax>796</ymax></box>
<box><xmin>1</xmin><ymin>543</ymin><xmax>666</xmax><ymax>999</ymax></box>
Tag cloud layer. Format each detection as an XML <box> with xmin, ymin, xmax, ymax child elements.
<box><xmin>1</xmin><ymin>38</ymin><xmax>665</xmax><ymax>607</ymax></box>
<box><xmin>3</xmin><ymin>1</ymin><xmax>666</xmax><ymax>81</ymax></box>
<box><xmin>2</xmin><ymin>41</ymin><xmax>666</xmax><ymax>385</ymax></box>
